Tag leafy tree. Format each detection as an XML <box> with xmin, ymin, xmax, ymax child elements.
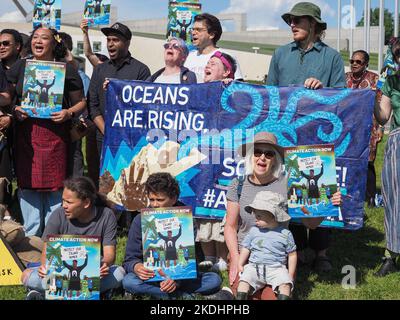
<box><xmin>357</xmin><ymin>8</ymin><xmax>395</xmax><ymax>44</ymax></box>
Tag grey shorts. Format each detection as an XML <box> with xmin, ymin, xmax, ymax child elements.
<box><xmin>239</xmin><ymin>263</ymin><xmax>293</xmax><ymax>293</ymax></box>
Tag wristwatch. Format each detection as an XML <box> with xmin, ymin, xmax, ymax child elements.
<box><xmin>68</xmin><ymin>110</ymin><xmax>75</xmax><ymax>118</ymax></box>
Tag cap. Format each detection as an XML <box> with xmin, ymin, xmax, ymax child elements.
<box><xmin>101</xmin><ymin>22</ymin><xmax>132</xmax><ymax>40</ymax></box>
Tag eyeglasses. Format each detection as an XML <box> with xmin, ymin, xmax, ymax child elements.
<box><xmin>349</xmin><ymin>59</ymin><xmax>364</xmax><ymax>65</ymax></box>
<box><xmin>192</xmin><ymin>27</ymin><xmax>207</xmax><ymax>33</ymax></box>
<box><xmin>254</xmin><ymin>149</ymin><xmax>275</xmax><ymax>159</ymax></box>
<box><xmin>0</xmin><ymin>41</ymin><xmax>11</xmax><ymax>47</ymax></box>
<box><xmin>163</xmin><ymin>43</ymin><xmax>181</xmax><ymax>50</ymax></box>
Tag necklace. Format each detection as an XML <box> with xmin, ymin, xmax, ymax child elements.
<box><xmin>351</xmin><ymin>70</ymin><xmax>367</xmax><ymax>82</ymax></box>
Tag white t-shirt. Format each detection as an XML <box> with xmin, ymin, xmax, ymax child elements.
<box><xmin>184</xmin><ymin>48</ymin><xmax>243</xmax><ymax>83</ymax></box>
<box><xmin>154</xmin><ymin>72</ymin><xmax>181</xmax><ymax>84</ymax></box>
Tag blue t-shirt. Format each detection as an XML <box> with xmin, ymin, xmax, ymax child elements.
<box><xmin>241</xmin><ymin>226</ymin><xmax>296</xmax><ymax>267</ymax></box>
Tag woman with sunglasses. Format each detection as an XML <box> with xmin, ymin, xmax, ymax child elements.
<box><xmin>346</xmin><ymin>51</ymin><xmax>383</xmax><ymax>209</ymax></box>
<box><xmin>146</xmin><ymin>37</ymin><xmax>196</xmax><ymax>84</ymax></box>
<box><xmin>374</xmin><ymin>37</ymin><xmax>400</xmax><ymax>277</ymax></box>
<box><xmin>6</xmin><ymin>26</ymin><xmax>86</xmax><ymax>237</ymax></box>
<box><xmin>224</xmin><ymin>132</ymin><xmax>342</xmax><ymax>300</ymax></box>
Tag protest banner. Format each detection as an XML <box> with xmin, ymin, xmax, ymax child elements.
<box><xmin>285</xmin><ymin>144</ymin><xmax>339</xmax><ymax>219</ymax></box>
<box><xmin>33</xmin><ymin>0</ymin><xmax>62</xmax><ymax>30</ymax></box>
<box><xmin>21</xmin><ymin>60</ymin><xmax>66</xmax><ymax>118</ymax></box>
<box><xmin>83</xmin><ymin>0</ymin><xmax>111</xmax><ymax>27</ymax></box>
<box><xmin>141</xmin><ymin>206</ymin><xmax>197</xmax><ymax>282</ymax></box>
<box><xmin>45</xmin><ymin>235</ymin><xmax>100</xmax><ymax>300</ymax></box>
<box><xmin>99</xmin><ymin>80</ymin><xmax>375</xmax><ymax>230</ymax></box>
<box><xmin>167</xmin><ymin>1</ymin><xmax>201</xmax><ymax>50</ymax></box>
<box><xmin>0</xmin><ymin>235</ymin><xmax>24</xmax><ymax>286</ymax></box>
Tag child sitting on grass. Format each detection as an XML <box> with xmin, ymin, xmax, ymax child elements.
<box><xmin>237</xmin><ymin>191</ymin><xmax>297</xmax><ymax>300</ymax></box>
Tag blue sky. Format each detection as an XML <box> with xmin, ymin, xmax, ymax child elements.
<box><xmin>0</xmin><ymin>1</ymin><xmax>398</xmax><ymax>30</ymax></box>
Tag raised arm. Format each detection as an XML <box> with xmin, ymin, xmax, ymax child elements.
<box><xmin>374</xmin><ymin>94</ymin><xmax>392</xmax><ymax>126</ymax></box>
<box><xmin>80</xmin><ymin>19</ymin><xmax>101</xmax><ymax>68</ymax></box>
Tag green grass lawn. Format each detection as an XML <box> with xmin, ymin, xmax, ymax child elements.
<box><xmin>0</xmin><ymin>136</ymin><xmax>395</xmax><ymax>300</ymax></box>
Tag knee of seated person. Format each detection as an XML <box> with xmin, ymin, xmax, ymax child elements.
<box><xmin>21</xmin><ymin>268</ymin><xmax>34</xmax><ymax>285</ymax></box>
<box><xmin>204</xmin><ymin>271</ymin><xmax>222</xmax><ymax>283</ymax></box>
<box><xmin>21</xmin><ymin>268</ymin><xmax>43</xmax><ymax>291</ymax></box>
<box><xmin>110</xmin><ymin>265</ymin><xmax>126</xmax><ymax>283</ymax></box>
<box><xmin>202</xmin><ymin>272</ymin><xmax>222</xmax><ymax>291</ymax></box>
<box><xmin>122</xmin><ymin>272</ymin><xmax>144</xmax><ymax>289</ymax></box>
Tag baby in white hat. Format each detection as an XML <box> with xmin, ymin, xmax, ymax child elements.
<box><xmin>237</xmin><ymin>191</ymin><xmax>297</xmax><ymax>300</ymax></box>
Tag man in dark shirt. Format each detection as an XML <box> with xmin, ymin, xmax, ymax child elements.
<box><xmin>0</xmin><ymin>29</ymin><xmax>23</xmax><ymax>71</ymax></box>
<box><xmin>87</xmin><ymin>22</ymin><xmax>151</xmax><ymax>187</ymax></box>
<box><xmin>300</xmin><ymin>163</ymin><xmax>324</xmax><ymax>202</ymax></box>
<box><xmin>0</xmin><ymin>67</ymin><xmax>10</xmax><ymax>106</ymax></box>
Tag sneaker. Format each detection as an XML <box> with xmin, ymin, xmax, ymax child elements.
<box><xmin>26</xmin><ymin>290</ymin><xmax>44</xmax><ymax>300</ymax></box>
<box><xmin>212</xmin><ymin>259</ymin><xmax>228</xmax><ymax>272</ymax></box>
<box><xmin>199</xmin><ymin>260</ymin><xmax>213</xmax><ymax>271</ymax></box>
<box><xmin>204</xmin><ymin>287</ymin><xmax>235</xmax><ymax>300</ymax></box>
<box><xmin>374</xmin><ymin>257</ymin><xmax>398</xmax><ymax>277</ymax></box>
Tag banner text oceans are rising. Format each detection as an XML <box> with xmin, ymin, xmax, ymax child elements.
<box><xmin>111</xmin><ymin>85</ymin><xmax>205</xmax><ymax>132</ymax></box>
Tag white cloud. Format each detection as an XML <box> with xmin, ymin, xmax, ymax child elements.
<box><xmin>0</xmin><ymin>10</ymin><xmax>25</xmax><ymax>23</ymax></box>
<box><xmin>222</xmin><ymin>0</ymin><xmax>335</xmax><ymax>31</ymax></box>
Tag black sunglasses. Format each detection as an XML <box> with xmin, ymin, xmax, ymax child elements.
<box><xmin>288</xmin><ymin>16</ymin><xmax>306</xmax><ymax>25</ymax></box>
<box><xmin>349</xmin><ymin>59</ymin><xmax>364</xmax><ymax>65</ymax></box>
<box><xmin>254</xmin><ymin>149</ymin><xmax>275</xmax><ymax>159</ymax></box>
<box><xmin>0</xmin><ymin>41</ymin><xmax>11</xmax><ymax>47</ymax></box>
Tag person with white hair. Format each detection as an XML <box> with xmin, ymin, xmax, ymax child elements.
<box><xmin>224</xmin><ymin>132</ymin><xmax>342</xmax><ymax>300</ymax></box>
<box><xmin>146</xmin><ymin>37</ymin><xmax>196</xmax><ymax>84</ymax></box>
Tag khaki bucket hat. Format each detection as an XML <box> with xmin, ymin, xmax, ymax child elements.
<box><xmin>282</xmin><ymin>2</ymin><xmax>327</xmax><ymax>30</ymax></box>
<box><xmin>237</xmin><ymin>132</ymin><xmax>284</xmax><ymax>159</ymax></box>
<box><xmin>245</xmin><ymin>191</ymin><xmax>291</xmax><ymax>223</ymax></box>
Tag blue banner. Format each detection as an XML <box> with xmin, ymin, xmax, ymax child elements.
<box><xmin>99</xmin><ymin>80</ymin><xmax>375</xmax><ymax>230</ymax></box>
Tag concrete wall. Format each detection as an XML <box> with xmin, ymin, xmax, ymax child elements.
<box><xmin>221</xmin><ymin>26</ymin><xmax>381</xmax><ymax>53</ymax></box>
<box><xmin>130</xmin><ymin>35</ymin><xmax>270</xmax><ymax>82</ymax></box>
<box><xmin>0</xmin><ymin>22</ymin><xmax>271</xmax><ymax>81</ymax></box>
<box><xmin>122</xmin><ymin>13</ymin><xmax>247</xmax><ymax>34</ymax></box>
<box><xmin>0</xmin><ymin>21</ymin><xmax>356</xmax><ymax>81</ymax></box>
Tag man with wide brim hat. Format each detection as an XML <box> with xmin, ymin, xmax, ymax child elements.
<box><xmin>281</xmin><ymin>2</ymin><xmax>327</xmax><ymax>31</ymax></box>
<box><xmin>266</xmin><ymin>1</ymin><xmax>345</xmax><ymax>90</ymax></box>
<box><xmin>265</xmin><ymin>2</ymin><xmax>345</xmax><ymax>275</ymax></box>
<box><xmin>238</xmin><ymin>132</ymin><xmax>284</xmax><ymax>159</ymax></box>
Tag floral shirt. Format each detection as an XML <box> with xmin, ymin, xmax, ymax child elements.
<box><xmin>346</xmin><ymin>70</ymin><xmax>382</xmax><ymax>162</ymax></box>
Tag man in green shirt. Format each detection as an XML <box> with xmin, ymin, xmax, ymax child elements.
<box><xmin>266</xmin><ymin>2</ymin><xmax>345</xmax><ymax>89</ymax></box>
<box><xmin>266</xmin><ymin>2</ymin><xmax>346</xmax><ymax>273</ymax></box>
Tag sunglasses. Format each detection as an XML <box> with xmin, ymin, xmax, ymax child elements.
<box><xmin>254</xmin><ymin>149</ymin><xmax>275</xmax><ymax>159</ymax></box>
<box><xmin>0</xmin><ymin>41</ymin><xmax>11</xmax><ymax>47</ymax></box>
<box><xmin>349</xmin><ymin>59</ymin><xmax>364</xmax><ymax>65</ymax></box>
<box><xmin>192</xmin><ymin>27</ymin><xmax>207</xmax><ymax>33</ymax></box>
<box><xmin>163</xmin><ymin>43</ymin><xmax>181</xmax><ymax>50</ymax></box>
<box><xmin>288</xmin><ymin>16</ymin><xmax>306</xmax><ymax>25</ymax></box>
